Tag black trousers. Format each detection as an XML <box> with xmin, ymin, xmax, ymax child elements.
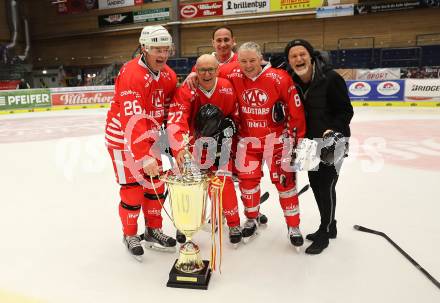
<box><xmin>307</xmin><ymin>162</ymin><xmax>341</xmax><ymax>233</ymax></box>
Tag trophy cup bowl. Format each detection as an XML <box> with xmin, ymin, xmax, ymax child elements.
<box><xmin>161</xmin><ymin>171</ymin><xmax>212</xmax><ymax>289</ymax></box>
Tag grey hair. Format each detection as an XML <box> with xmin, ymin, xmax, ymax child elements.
<box><xmin>238</xmin><ymin>42</ymin><xmax>263</xmax><ymax>58</ymax></box>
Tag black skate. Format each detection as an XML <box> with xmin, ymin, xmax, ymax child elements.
<box><xmin>176</xmin><ymin>230</ymin><xmax>186</xmax><ymax>244</ymax></box>
<box><xmin>242</xmin><ymin>218</ymin><xmax>258</xmax><ymax>244</ymax></box>
<box><xmin>142</xmin><ymin>228</ymin><xmax>177</xmax><ymax>253</ymax></box>
<box><xmin>288</xmin><ymin>226</ymin><xmax>304</xmax><ymax>252</ymax></box>
<box><xmin>123</xmin><ymin>235</ymin><xmax>144</xmax><ymax>262</ymax></box>
<box><xmin>256</xmin><ymin>213</ymin><xmax>268</xmax><ymax>227</ymax></box>
<box><xmin>229</xmin><ymin>226</ymin><xmax>242</xmax><ymax>248</ymax></box>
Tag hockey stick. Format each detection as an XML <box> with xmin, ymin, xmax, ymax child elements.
<box><xmin>354</xmin><ymin>225</ymin><xmax>440</xmax><ymax>290</ymax></box>
<box><xmin>298</xmin><ymin>184</ymin><xmax>310</xmax><ymax>196</ymax></box>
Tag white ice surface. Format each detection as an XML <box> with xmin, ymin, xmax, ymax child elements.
<box><xmin>0</xmin><ymin>108</ymin><xmax>439</xmax><ymax>303</ymax></box>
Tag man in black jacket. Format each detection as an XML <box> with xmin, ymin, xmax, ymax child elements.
<box><xmin>284</xmin><ymin>39</ymin><xmax>354</xmax><ymax>254</ymax></box>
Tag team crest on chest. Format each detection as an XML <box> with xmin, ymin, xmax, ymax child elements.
<box><xmin>152</xmin><ymin>89</ymin><xmax>164</xmax><ymax>108</ymax></box>
<box><xmin>242</xmin><ymin>88</ymin><xmax>269</xmax><ymax>107</ymax></box>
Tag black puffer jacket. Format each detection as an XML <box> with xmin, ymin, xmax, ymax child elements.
<box><xmin>289</xmin><ymin>57</ymin><xmax>354</xmax><ymax>140</ymax></box>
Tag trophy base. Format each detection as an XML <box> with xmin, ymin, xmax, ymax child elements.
<box><xmin>166</xmin><ymin>260</ymin><xmax>211</xmax><ymax>290</ymax></box>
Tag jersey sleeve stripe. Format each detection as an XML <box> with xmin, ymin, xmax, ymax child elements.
<box><xmin>105</xmin><ymin>133</ymin><xmax>126</xmax><ymax>144</ymax></box>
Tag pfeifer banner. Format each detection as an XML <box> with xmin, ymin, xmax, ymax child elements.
<box><xmin>0</xmin><ymin>89</ymin><xmax>51</xmax><ymax>110</ymax></box>
<box><xmin>50</xmin><ymin>86</ymin><xmax>114</xmax><ymax>106</ymax></box>
<box><xmin>271</xmin><ymin>0</ymin><xmax>324</xmax><ymax>11</ymax></box>
<box><xmin>98</xmin><ymin>0</ymin><xmax>135</xmax><ymax>10</ymax></box>
<box><xmin>223</xmin><ymin>0</ymin><xmax>270</xmax><ymax>15</ymax></box>
<box><xmin>180</xmin><ymin>1</ymin><xmax>223</xmax><ymax>19</ymax></box>
<box><xmin>405</xmin><ymin>79</ymin><xmax>440</xmax><ymax>102</ymax></box>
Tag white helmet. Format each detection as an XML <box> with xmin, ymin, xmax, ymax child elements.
<box><xmin>139</xmin><ymin>25</ymin><xmax>173</xmax><ymax>48</ymax></box>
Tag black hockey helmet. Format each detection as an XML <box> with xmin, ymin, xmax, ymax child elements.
<box><xmin>195</xmin><ymin>104</ymin><xmax>225</xmax><ymax>137</ymax></box>
<box><xmin>320</xmin><ymin>131</ymin><xmax>349</xmax><ymax>166</ymax></box>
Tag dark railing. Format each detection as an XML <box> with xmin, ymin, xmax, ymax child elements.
<box><xmin>337</xmin><ymin>37</ymin><xmax>375</xmax><ymax>68</ymax></box>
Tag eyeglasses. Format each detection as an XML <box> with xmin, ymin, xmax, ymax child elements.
<box><xmin>197</xmin><ymin>68</ymin><xmax>217</xmax><ymax>74</ymax></box>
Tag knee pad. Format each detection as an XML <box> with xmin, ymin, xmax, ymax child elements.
<box><xmin>120</xmin><ymin>184</ymin><xmax>145</xmax><ymax>206</ymax></box>
<box><xmin>239</xmin><ymin>179</ymin><xmax>261</xmax><ymax>211</ymax></box>
<box><xmin>275</xmin><ymin>183</ymin><xmax>298</xmax><ymax>200</ymax></box>
<box><xmin>143</xmin><ymin>181</ymin><xmax>165</xmax><ymax>201</ymax></box>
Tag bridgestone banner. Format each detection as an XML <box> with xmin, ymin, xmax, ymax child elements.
<box><xmin>0</xmin><ymin>89</ymin><xmax>51</xmax><ymax>110</ymax></box>
<box><xmin>404</xmin><ymin>79</ymin><xmax>440</xmax><ymax>102</ymax></box>
<box><xmin>50</xmin><ymin>86</ymin><xmax>114</xmax><ymax>106</ymax></box>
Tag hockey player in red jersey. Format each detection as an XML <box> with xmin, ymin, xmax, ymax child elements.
<box><xmin>105</xmin><ymin>25</ymin><xmax>177</xmax><ymax>260</ymax></box>
<box><xmin>185</xmin><ymin>26</ymin><xmax>238</xmax><ymax>90</ymax></box>
<box><xmin>220</xmin><ymin>42</ymin><xmax>307</xmax><ymax>248</ymax></box>
<box><xmin>167</xmin><ymin>54</ymin><xmax>242</xmax><ymax>246</ymax></box>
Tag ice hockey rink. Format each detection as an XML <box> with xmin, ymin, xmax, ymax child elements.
<box><xmin>0</xmin><ymin>106</ymin><xmax>439</xmax><ymax>303</ymax></box>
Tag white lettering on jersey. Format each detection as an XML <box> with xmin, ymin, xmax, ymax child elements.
<box><xmin>241</xmin><ymin>107</ymin><xmax>270</xmax><ymax>115</ymax></box>
<box><xmin>219</xmin><ymin>87</ymin><xmax>234</xmax><ymax>95</ymax></box>
<box><xmin>242</xmin><ymin>89</ymin><xmax>269</xmax><ymax>107</ymax></box>
<box><xmin>146</xmin><ymin>109</ymin><xmax>165</xmax><ymax>118</ymax></box>
<box><xmin>120</xmin><ymin>90</ymin><xmax>141</xmax><ymax>98</ymax></box>
<box><xmin>152</xmin><ymin>89</ymin><xmax>164</xmax><ymax>108</ymax></box>
<box><xmin>228</xmin><ymin>68</ymin><xmax>243</xmax><ymax>79</ymax></box>
<box><xmin>161</xmin><ymin>71</ymin><xmax>171</xmax><ymax>81</ymax></box>
<box><xmin>247</xmin><ymin>120</ymin><xmax>267</xmax><ymax>128</ymax></box>
<box><xmin>265</xmin><ymin>72</ymin><xmax>282</xmax><ymax>84</ymax></box>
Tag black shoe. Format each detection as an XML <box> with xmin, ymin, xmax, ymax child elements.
<box><xmin>306</xmin><ymin>220</ymin><xmax>337</xmax><ymax>241</ymax></box>
<box><xmin>176</xmin><ymin>230</ymin><xmax>186</xmax><ymax>244</ymax></box>
<box><xmin>305</xmin><ymin>234</ymin><xmax>329</xmax><ymax>255</ymax></box>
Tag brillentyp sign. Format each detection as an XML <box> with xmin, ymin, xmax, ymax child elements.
<box><xmin>223</xmin><ymin>0</ymin><xmax>270</xmax><ymax>15</ymax></box>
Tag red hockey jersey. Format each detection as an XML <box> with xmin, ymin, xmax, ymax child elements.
<box><xmin>191</xmin><ymin>52</ymin><xmax>239</xmax><ymax>75</ymax></box>
<box><xmin>219</xmin><ymin>62</ymin><xmax>306</xmax><ymax>142</ymax></box>
<box><xmin>105</xmin><ymin>56</ymin><xmax>177</xmax><ymax>161</ymax></box>
<box><xmin>168</xmin><ymin>77</ymin><xmax>238</xmax><ymax>154</ymax></box>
